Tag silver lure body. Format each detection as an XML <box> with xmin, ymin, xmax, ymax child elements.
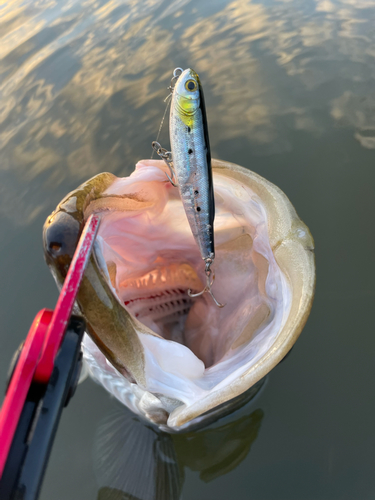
<box><xmin>169</xmin><ymin>69</ymin><xmax>215</xmax><ymax>261</ymax></box>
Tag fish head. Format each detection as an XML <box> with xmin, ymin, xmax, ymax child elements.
<box><xmin>173</xmin><ymin>68</ymin><xmax>201</xmax><ymax>116</ymax></box>
<box><xmin>43</xmin><ymin>160</ymin><xmax>315</xmax><ymax>431</ymax></box>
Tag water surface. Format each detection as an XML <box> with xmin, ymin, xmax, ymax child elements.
<box><xmin>1</xmin><ymin>0</ymin><xmax>375</xmax><ymax>498</ymax></box>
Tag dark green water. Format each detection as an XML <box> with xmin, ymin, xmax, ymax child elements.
<box><xmin>1</xmin><ymin>0</ymin><xmax>375</xmax><ymax>498</ymax></box>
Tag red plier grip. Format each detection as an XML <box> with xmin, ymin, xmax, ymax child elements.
<box><xmin>0</xmin><ymin>214</ymin><xmax>100</xmax><ymax>480</ymax></box>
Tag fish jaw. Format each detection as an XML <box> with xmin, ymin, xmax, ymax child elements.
<box><xmin>43</xmin><ymin>159</ymin><xmax>315</xmax><ymax>431</ymax></box>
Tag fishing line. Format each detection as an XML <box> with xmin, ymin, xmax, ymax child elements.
<box><xmin>151</xmin><ymin>93</ymin><xmax>171</xmax><ymax>159</ymax></box>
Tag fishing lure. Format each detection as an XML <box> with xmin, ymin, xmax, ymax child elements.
<box><xmin>153</xmin><ymin>68</ymin><xmax>224</xmax><ymax>308</ymax></box>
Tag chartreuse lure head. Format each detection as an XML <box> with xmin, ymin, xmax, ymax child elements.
<box><xmin>173</xmin><ymin>68</ymin><xmax>201</xmax><ymax>124</ymax></box>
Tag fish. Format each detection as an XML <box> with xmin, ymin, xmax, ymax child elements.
<box><xmin>168</xmin><ymin>68</ymin><xmax>222</xmax><ymax>306</ymax></box>
<box><xmin>43</xmin><ymin>158</ymin><xmax>315</xmax><ymax>432</ymax></box>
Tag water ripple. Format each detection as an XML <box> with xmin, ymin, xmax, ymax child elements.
<box><xmin>1</xmin><ymin>0</ymin><xmax>375</xmax><ymax>226</ymax></box>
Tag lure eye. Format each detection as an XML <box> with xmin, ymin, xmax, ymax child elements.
<box><xmin>185</xmin><ymin>79</ymin><xmax>197</xmax><ymax>92</ymax></box>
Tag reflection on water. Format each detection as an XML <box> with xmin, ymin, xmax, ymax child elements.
<box><xmin>1</xmin><ymin>0</ymin><xmax>375</xmax><ymax>225</ymax></box>
<box><xmin>172</xmin><ymin>408</ymin><xmax>263</xmax><ymax>483</ymax></box>
<box><xmin>94</xmin><ymin>401</ymin><xmax>263</xmax><ymax>500</ymax></box>
<box><xmin>94</xmin><ymin>409</ymin><xmax>182</xmax><ymax>500</ymax></box>
<box><xmin>1</xmin><ymin>0</ymin><xmax>375</xmax><ymax>498</ymax></box>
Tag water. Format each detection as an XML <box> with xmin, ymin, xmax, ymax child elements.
<box><xmin>1</xmin><ymin>0</ymin><xmax>375</xmax><ymax>498</ymax></box>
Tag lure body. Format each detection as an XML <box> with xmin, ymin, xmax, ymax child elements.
<box><xmin>170</xmin><ymin>68</ymin><xmax>214</xmax><ymax>261</ymax></box>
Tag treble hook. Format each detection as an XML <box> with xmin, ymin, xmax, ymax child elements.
<box><xmin>151</xmin><ymin>141</ymin><xmax>178</xmax><ymax>187</ymax></box>
<box><xmin>188</xmin><ymin>258</ymin><xmax>225</xmax><ymax>308</ymax></box>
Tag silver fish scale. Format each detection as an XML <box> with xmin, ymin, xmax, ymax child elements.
<box><xmin>170</xmin><ymin>105</ymin><xmax>214</xmax><ymax>260</ymax></box>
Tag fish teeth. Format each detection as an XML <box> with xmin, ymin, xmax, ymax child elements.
<box><xmin>156</xmin><ymin>268</ymin><xmax>162</xmax><ymax>285</ymax></box>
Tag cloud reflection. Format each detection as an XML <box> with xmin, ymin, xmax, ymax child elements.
<box><xmin>1</xmin><ymin>0</ymin><xmax>375</xmax><ymax>224</ymax></box>
<box><xmin>331</xmin><ymin>90</ymin><xmax>375</xmax><ymax>148</ymax></box>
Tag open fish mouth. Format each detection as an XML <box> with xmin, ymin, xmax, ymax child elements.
<box><xmin>43</xmin><ymin>159</ymin><xmax>315</xmax><ymax>430</ymax></box>
<box><xmin>91</xmin><ymin>159</ymin><xmax>289</xmax><ymax>370</ymax></box>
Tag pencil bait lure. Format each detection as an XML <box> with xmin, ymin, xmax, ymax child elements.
<box><xmin>153</xmin><ymin>67</ymin><xmax>224</xmax><ymax>308</ymax></box>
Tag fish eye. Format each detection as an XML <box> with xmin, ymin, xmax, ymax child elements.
<box><xmin>50</xmin><ymin>242</ymin><xmax>62</xmax><ymax>252</ymax></box>
<box><xmin>185</xmin><ymin>79</ymin><xmax>197</xmax><ymax>92</ymax></box>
